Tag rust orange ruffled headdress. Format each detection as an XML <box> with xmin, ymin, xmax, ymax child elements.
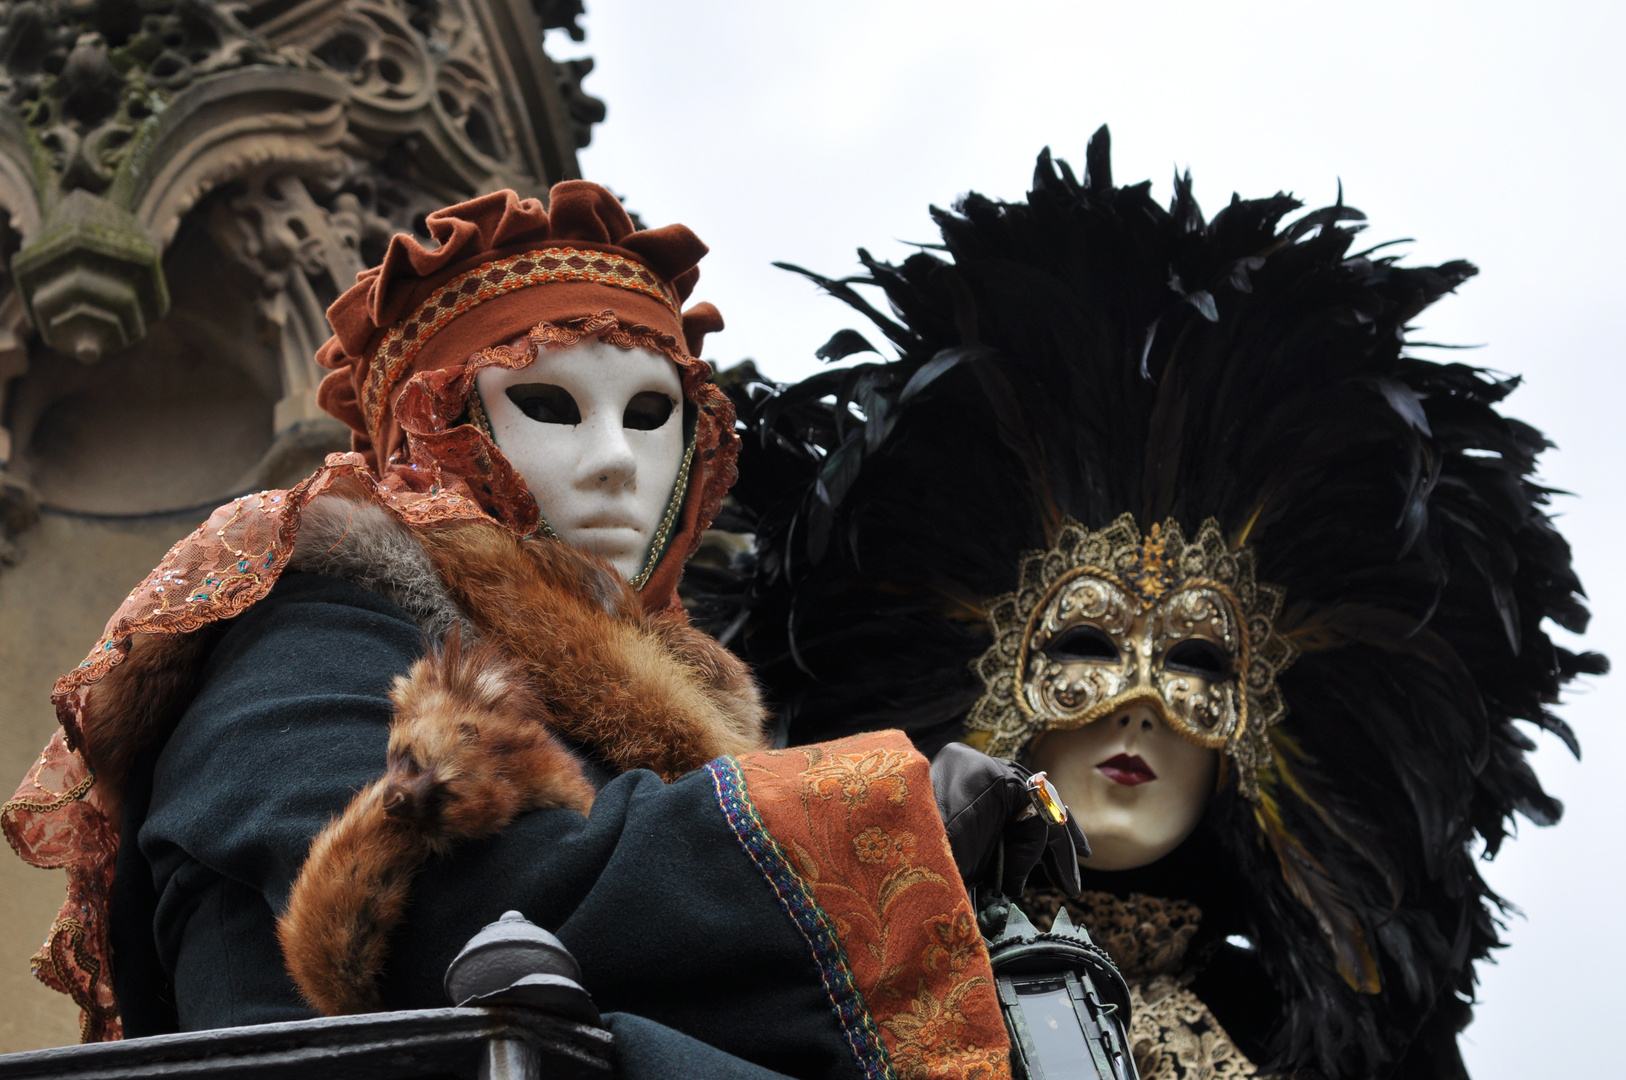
<box><xmin>2</xmin><ymin>183</ymin><xmax>738</xmax><ymax>1040</ymax></box>
<box><xmin>316</xmin><ymin>181</ymin><xmax>735</xmax><ymax>605</ymax></box>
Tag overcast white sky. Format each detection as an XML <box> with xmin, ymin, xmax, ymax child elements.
<box><xmin>560</xmin><ymin>3</ymin><xmax>1622</xmax><ymax>1074</ymax></box>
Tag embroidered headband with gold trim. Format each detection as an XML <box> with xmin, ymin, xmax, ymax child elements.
<box><xmin>362</xmin><ymin>247</ymin><xmax>683</xmax><ymax>434</ymax></box>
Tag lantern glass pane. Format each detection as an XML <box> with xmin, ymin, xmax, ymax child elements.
<box><xmin>1013</xmin><ymin>976</ymin><xmax>1094</xmax><ymax>1080</ymax></box>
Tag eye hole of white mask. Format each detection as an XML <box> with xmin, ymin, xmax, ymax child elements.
<box><xmin>506</xmin><ymin>384</ymin><xmax>676</xmax><ymax>432</ymax></box>
<box><xmin>506</xmin><ymin>383</ymin><xmax>580</xmax><ymax>424</ymax></box>
<box><xmin>623</xmin><ymin>391</ymin><xmax>675</xmax><ymax>430</ymax></box>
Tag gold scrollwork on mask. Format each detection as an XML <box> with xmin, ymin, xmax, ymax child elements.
<box><xmin>967</xmin><ymin>514</ymin><xmax>1297</xmax><ymax>801</ymax></box>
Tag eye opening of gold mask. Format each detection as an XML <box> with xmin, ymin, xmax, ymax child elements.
<box><xmin>968</xmin><ymin>514</ymin><xmax>1298</xmax><ymax>802</ymax></box>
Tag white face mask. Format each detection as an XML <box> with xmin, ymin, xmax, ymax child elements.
<box><xmin>1025</xmin><ymin>700</ymin><xmax>1218</xmax><ymax>871</ymax></box>
<box><xmin>474</xmin><ymin>337</ymin><xmax>686</xmax><ymax>581</ymax></box>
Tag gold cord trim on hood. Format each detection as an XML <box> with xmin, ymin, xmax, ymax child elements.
<box><xmin>631</xmin><ymin>435</ymin><xmax>695</xmax><ymax>590</ymax></box>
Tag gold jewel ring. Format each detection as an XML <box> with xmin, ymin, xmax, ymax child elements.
<box><xmin>1017</xmin><ymin>771</ymin><xmax>1069</xmax><ymax>826</ymax></box>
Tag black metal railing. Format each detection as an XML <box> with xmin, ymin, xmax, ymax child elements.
<box><xmin>0</xmin><ymin>912</ymin><xmax>614</xmax><ymax>1080</ymax></box>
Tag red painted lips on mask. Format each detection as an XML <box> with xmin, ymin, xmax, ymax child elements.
<box><xmin>1097</xmin><ymin>753</ymin><xmax>1157</xmax><ymax>786</ymax></box>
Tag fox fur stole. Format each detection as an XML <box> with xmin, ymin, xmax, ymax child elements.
<box><xmin>271</xmin><ymin>496</ymin><xmax>768</xmax><ymax>1015</ymax></box>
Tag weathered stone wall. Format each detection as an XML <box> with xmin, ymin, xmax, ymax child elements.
<box><xmin>0</xmin><ymin>0</ymin><xmax>599</xmax><ymax>1049</ymax></box>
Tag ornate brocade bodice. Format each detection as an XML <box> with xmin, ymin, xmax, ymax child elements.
<box><xmin>1021</xmin><ymin>890</ymin><xmax>1259</xmax><ymax>1080</ymax></box>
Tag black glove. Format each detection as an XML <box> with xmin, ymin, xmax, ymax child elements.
<box><xmin>929</xmin><ymin>742</ymin><xmax>1090</xmax><ymax>898</ymax></box>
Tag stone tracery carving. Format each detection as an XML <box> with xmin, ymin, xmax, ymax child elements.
<box><xmin>207</xmin><ymin>171</ymin><xmax>370</xmax><ymax>474</ymax></box>
<box><xmin>0</xmin><ymin>0</ymin><xmax>601</xmax><ymax>532</ymax></box>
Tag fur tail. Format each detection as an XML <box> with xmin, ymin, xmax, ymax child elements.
<box><xmin>277</xmin><ymin>634</ymin><xmax>595</xmax><ymax>1015</ymax></box>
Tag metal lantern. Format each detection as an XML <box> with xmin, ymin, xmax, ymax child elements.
<box><xmin>981</xmin><ymin>896</ymin><xmax>1138</xmax><ymax>1080</ymax></box>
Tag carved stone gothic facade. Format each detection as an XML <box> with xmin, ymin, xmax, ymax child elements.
<box><xmin>0</xmin><ymin>0</ymin><xmax>600</xmax><ymax>1049</ymax></box>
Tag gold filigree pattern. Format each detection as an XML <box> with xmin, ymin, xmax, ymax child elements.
<box><xmin>967</xmin><ymin>514</ymin><xmax>1296</xmax><ymax>800</ymax></box>
<box><xmin>800</xmin><ymin>746</ymin><xmax>915</xmax><ymax>808</ymax></box>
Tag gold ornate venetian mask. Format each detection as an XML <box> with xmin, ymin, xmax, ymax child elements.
<box><xmin>967</xmin><ymin>514</ymin><xmax>1297</xmax><ymax>800</ymax></box>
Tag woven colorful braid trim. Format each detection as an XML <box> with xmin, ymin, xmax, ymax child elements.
<box><xmin>362</xmin><ymin>247</ymin><xmax>682</xmax><ymax>432</ymax></box>
<box><xmin>706</xmin><ymin>756</ymin><xmax>895</xmax><ymax>1080</ymax></box>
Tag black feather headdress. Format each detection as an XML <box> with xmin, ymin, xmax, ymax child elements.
<box><xmin>701</xmin><ymin>127</ymin><xmax>1605</xmax><ymax>1078</ymax></box>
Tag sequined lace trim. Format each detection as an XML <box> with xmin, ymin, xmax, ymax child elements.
<box><xmin>1129</xmin><ymin>976</ymin><xmax>1260</xmax><ymax>1080</ymax></box>
<box><xmin>6</xmin><ymin>458</ymin><xmax>494</xmax><ymax>1041</ymax></box>
<box><xmin>631</xmin><ymin>437</ymin><xmax>694</xmax><ymax>589</ymax></box>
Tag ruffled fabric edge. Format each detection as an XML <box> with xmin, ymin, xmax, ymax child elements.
<box><xmin>323</xmin><ymin>184</ymin><xmax>707</xmax><ymax>362</ymax></box>
<box><xmin>4</xmin><ymin>456</ymin><xmax>494</xmax><ymax>1040</ymax></box>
